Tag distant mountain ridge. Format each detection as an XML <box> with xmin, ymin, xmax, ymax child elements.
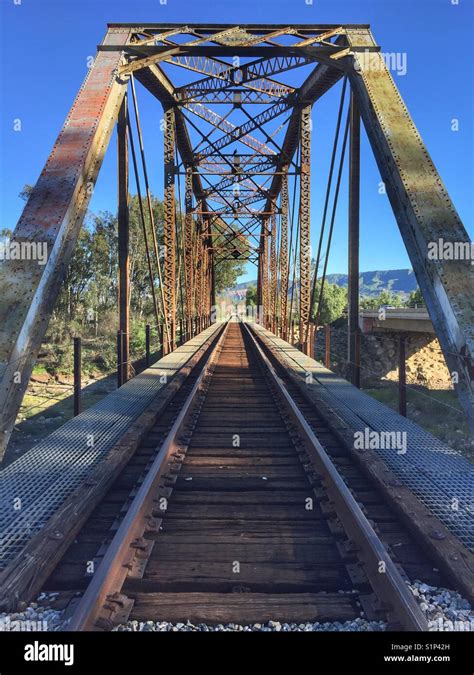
<box><xmin>325</xmin><ymin>269</ymin><xmax>417</xmax><ymax>296</ymax></box>
<box><xmin>225</xmin><ymin>269</ymin><xmax>417</xmax><ymax>298</ymax></box>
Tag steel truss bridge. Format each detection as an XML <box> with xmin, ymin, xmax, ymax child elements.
<box><xmin>0</xmin><ymin>23</ymin><xmax>473</xmax><ymax>461</ymax></box>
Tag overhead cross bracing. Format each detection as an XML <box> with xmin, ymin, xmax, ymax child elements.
<box><xmin>0</xmin><ymin>23</ymin><xmax>473</xmax><ymax>461</ymax></box>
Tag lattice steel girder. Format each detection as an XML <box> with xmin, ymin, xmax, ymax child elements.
<box><xmin>116</xmin><ymin>45</ymin><xmax>349</xmax><ymax>60</ymax></box>
<box><xmin>134</xmin><ymin>63</ymin><xmax>207</xmax><ymax>203</ymax></box>
<box><xmin>185</xmin><ymin>102</ymin><xmax>276</xmax><ymax>157</ymax></box>
<box><xmin>299</xmin><ymin>106</ymin><xmax>312</xmax><ymax>350</ymax></box>
<box><xmin>194</xmin><ymin>101</ymin><xmax>290</xmax><ymax>158</ymax></box>
<box><xmin>261</xmin><ymin>223</ymin><xmax>270</xmax><ymax>325</ymax></box>
<box><xmin>264</xmin><ymin>57</ymin><xmax>344</xmax><ymax>212</ymax></box>
<box><xmin>346</xmin><ymin>28</ymin><xmax>474</xmax><ymax>425</ymax></box>
<box><xmin>163</xmin><ymin>107</ymin><xmax>177</xmax><ymax>352</ymax></box>
<box><xmin>270</xmin><ymin>209</ymin><xmax>277</xmax><ymax>328</ymax></box>
<box><xmin>178</xmin><ymin>88</ymin><xmax>290</xmax><ymax>105</ymax></box>
<box><xmin>174</xmin><ymin>57</ymin><xmax>298</xmax><ymax>99</ymax></box>
<box><xmin>201</xmin><ymin>157</ymin><xmax>276</xmax><ymax>197</ymax></box>
<box><xmin>198</xmin><ymin>154</ymin><xmax>279</xmax><ymax>167</ymax></box>
<box><xmin>184</xmin><ymin>167</ymin><xmax>195</xmax><ymax>322</ymax></box>
<box><xmin>280</xmin><ymin>168</ymin><xmax>289</xmax><ymax>338</ymax></box>
<box><xmin>0</xmin><ymin>27</ymin><xmax>132</xmax><ymax>461</ymax></box>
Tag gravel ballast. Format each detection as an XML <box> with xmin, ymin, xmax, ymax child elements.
<box><xmin>113</xmin><ymin>618</ymin><xmax>386</xmax><ymax>632</ymax></box>
<box><xmin>409</xmin><ymin>581</ymin><xmax>473</xmax><ymax>631</ymax></box>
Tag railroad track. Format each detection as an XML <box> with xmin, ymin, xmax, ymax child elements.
<box><xmin>30</xmin><ymin>320</ymin><xmax>467</xmax><ymax>631</ymax></box>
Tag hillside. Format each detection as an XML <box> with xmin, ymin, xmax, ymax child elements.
<box><xmin>325</xmin><ymin>269</ymin><xmax>417</xmax><ymax>296</ymax></box>
<box><xmin>223</xmin><ymin>269</ymin><xmax>417</xmax><ymax>299</ymax></box>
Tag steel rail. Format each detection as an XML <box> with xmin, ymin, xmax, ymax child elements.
<box><xmin>64</xmin><ymin>320</ymin><xmax>229</xmax><ymax>632</ymax></box>
<box><xmin>243</xmin><ymin>321</ymin><xmax>429</xmax><ymax>631</ymax></box>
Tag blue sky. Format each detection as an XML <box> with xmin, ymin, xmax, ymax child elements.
<box><xmin>1</xmin><ymin>0</ymin><xmax>473</xmax><ymax>285</ymax></box>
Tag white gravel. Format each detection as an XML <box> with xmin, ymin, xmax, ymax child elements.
<box><xmin>0</xmin><ymin>600</ymin><xmax>64</xmax><ymax>632</ymax></box>
<box><xmin>113</xmin><ymin>618</ymin><xmax>386</xmax><ymax>632</ymax></box>
<box><xmin>409</xmin><ymin>580</ymin><xmax>473</xmax><ymax>631</ymax></box>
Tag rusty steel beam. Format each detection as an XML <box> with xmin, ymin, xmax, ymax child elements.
<box><xmin>174</xmin><ymin>55</ymin><xmax>299</xmax><ymax>100</ymax></box>
<box><xmin>264</xmin><ymin>225</ymin><xmax>271</xmax><ymax>328</ymax></box>
<box><xmin>299</xmin><ymin>106</ymin><xmax>312</xmax><ymax>352</ymax></box>
<box><xmin>346</xmin><ymin>27</ymin><xmax>474</xmax><ymax>426</ymax></box>
<box><xmin>0</xmin><ymin>27</ymin><xmax>132</xmax><ymax>461</ymax></box>
<box><xmin>117</xmin><ymin>96</ymin><xmax>130</xmax><ymax>384</ymax></box>
<box><xmin>116</xmin><ymin>45</ymin><xmax>347</xmax><ymax>59</ymax></box>
<box><xmin>194</xmin><ymin>218</ymin><xmax>203</xmax><ymax>323</ymax></box>
<box><xmin>280</xmin><ymin>168</ymin><xmax>289</xmax><ymax>339</ymax></box>
<box><xmin>110</xmin><ymin>23</ymin><xmax>369</xmax><ymax>31</ymax></box>
<box><xmin>193</xmin><ymin>101</ymin><xmax>289</xmax><ymax>159</ymax></box>
<box><xmin>270</xmin><ymin>208</ymin><xmax>277</xmax><ymax>333</ymax></box>
<box><xmin>348</xmin><ymin>89</ymin><xmax>361</xmax><ymax>388</ymax></box>
<box><xmin>178</xmin><ymin>89</ymin><xmax>289</xmax><ymax>105</ymax></box>
<box><xmin>133</xmin><ymin>63</ymin><xmax>207</xmax><ymax>204</ymax></box>
<box><xmin>185</xmin><ymin>102</ymin><xmax>276</xmax><ymax>157</ymax></box>
<box><xmin>184</xmin><ymin>167</ymin><xmax>195</xmax><ymax>325</ymax></box>
<box><xmin>163</xmin><ymin>107</ymin><xmax>177</xmax><ymax>352</ymax></box>
<box><xmin>201</xmin><ymin>156</ymin><xmax>276</xmax><ymax>197</ymax></box>
<box><xmin>264</xmin><ymin>56</ymin><xmax>345</xmax><ymax>215</ymax></box>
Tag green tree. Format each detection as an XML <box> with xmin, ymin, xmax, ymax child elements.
<box><xmin>53</xmin><ymin>227</ymin><xmax>93</xmax><ymax>322</ymax></box>
<box><xmin>406</xmin><ymin>287</ymin><xmax>424</xmax><ymax>307</ymax></box>
<box><xmin>19</xmin><ymin>184</ymin><xmax>34</xmax><ymax>202</ymax></box>
<box><xmin>360</xmin><ymin>290</ymin><xmax>404</xmax><ymax>309</ymax></box>
<box><xmin>47</xmin><ymin>191</ymin><xmax>245</xmax><ymax>328</ymax></box>
<box><xmin>246</xmin><ymin>285</ymin><xmax>257</xmax><ymax>306</ymax></box>
<box><xmin>214</xmin><ymin>260</ymin><xmax>246</xmax><ymax>294</ymax></box>
<box><xmin>311</xmin><ymin>281</ymin><xmax>347</xmax><ymax>325</ymax></box>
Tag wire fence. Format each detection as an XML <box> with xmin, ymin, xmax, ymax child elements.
<box><xmin>309</xmin><ymin>325</ymin><xmax>467</xmax><ymax>421</ymax></box>
<box><xmin>11</xmin><ymin>316</ymin><xmax>211</xmax><ymax>430</ymax></box>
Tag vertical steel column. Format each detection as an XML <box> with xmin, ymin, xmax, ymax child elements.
<box><xmin>280</xmin><ymin>168</ymin><xmax>289</xmax><ymax>340</ymax></box>
<box><xmin>201</xmin><ymin>242</ymin><xmax>208</xmax><ymax>326</ymax></box>
<box><xmin>203</xmin><ymin>219</ymin><xmax>212</xmax><ymax>320</ymax></box>
<box><xmin>145</xmin><ymin>324</ymin><xmax>151</xmax><ymax>368</ymax></box>
<box><xmin>73</xmin><ymin>336</ymin><xmax>81</xmax><ymax>417</ymax></box>
<box><xmin>325</xmin><ymin>325</ymin><xmax>331</xmax><ymax>369</ymax></box>
<box><xmin>261</xmin><ymin>221</ymin><xmax>269</xmax><ymax>328</ymax></box>
<box><xmin>206</xmin><ymin>226</ymin><xmax>213</xmax><ymax>320</ymax></box>
<box><xmin>257</xmin><ymin>224</ymin><xmax>264</xmax><ymax>319</ymax></box>
<box><xmin>299</xmin><ymin>106</ymin><xmax>311</xmax><ymax>353</ymax></box>
<box><xmin>210</xmin><ymin>240</ymin><xmax>216</xmax><ymax>321</ymax></box>
<box><xmin>270</xmin><ymin>208</ymin><xmax>277</xmax><ymax>334</ymax></box>
<box><xmin>266</xmin><ymin>230</ymin><xmax>272</xmax><ymax>329</ymax></box>
<box><xmin>399</xmin><ymin>334</ymin><xmax>407</xmax><ymax>417</ymax></box>
<box><xmin>184</xmin><ymin>166</ymin><xmax>194</xmax><ymax>331</ymax></box>
<box><xmin>163</xmin><ymin>107</ymin><xmax>176</xmax><ymax>352</ymax></box>
<box><xmin>348</xmin><ymin>90</ymin><xmax>361</xmax><ymax>388</ymax></box>
<box><xmin>117</xmin><ymin>96</ymin><xmax>130</xmax><ymax>384</ymax></box>
<box><xmin>117</xmin><ymin>330</ymin><xmax>123</xmax><ymax>388</ymax></box>
<box><xmin>195</xmin><ymin>222</ymin><xmax>204</xmax><ymax>332</ymax></box>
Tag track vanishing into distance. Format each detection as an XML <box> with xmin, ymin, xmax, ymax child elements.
<box><xmin>35</xmin><ymin>321</ymin><xmax>460</xmax><ymax>631</ymax></box>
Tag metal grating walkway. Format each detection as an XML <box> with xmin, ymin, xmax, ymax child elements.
<box><xmin>0</xmin><ymin>323</ymin><xmax>221</xmax><ymax>569</ymax></box>
<box><xmin>251</xmin><ymin>323</ymin><xmax>474</xmax><ymax>552</ymax></box>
